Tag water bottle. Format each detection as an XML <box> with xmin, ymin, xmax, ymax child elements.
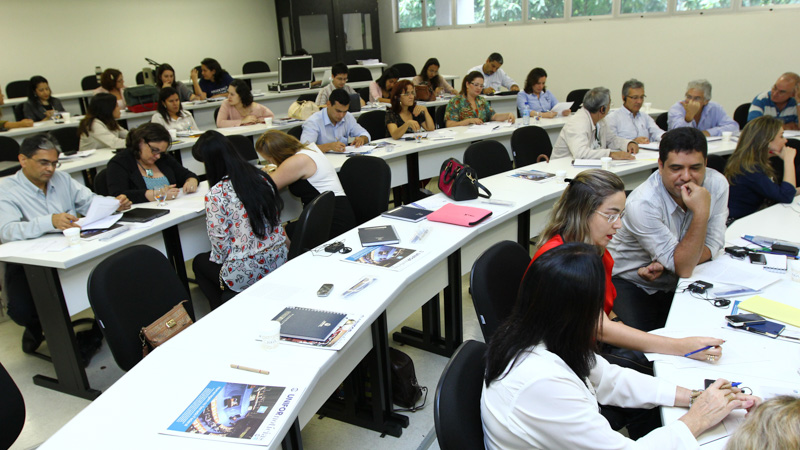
<box><xmin>522</xmin><ymin>102</ymin><xmax>530</xmax><ymax>126</ymax></box>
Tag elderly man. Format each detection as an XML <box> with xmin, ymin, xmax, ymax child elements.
<box><xmin>551</xmin><ymin>87</ymin><xmax>638</xmax><ymax>160</ymax></box>
<box><xmin>468</xmin><ymin>53</ymin><xmax>519</xmax><ymax>95</ymax></box>
<box><xmin>747</xmin><ymin>72</ymin><xmax>800</xmax><ymax>130</ymax></box>
<box><xmin>667</xmin><ymin>79</ymin><xmax>738</xmax><ymax>137</ymax></box>
<box><xmin>606</xmin><ymin>79</ymin><xmax>664</xmax><ymax>144</ymax></box>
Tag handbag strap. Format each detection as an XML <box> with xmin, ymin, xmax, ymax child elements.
<box><xmin>475</xmin><ymin>180</ymin><xmax>492</xmax><ymax>199</ymax></box>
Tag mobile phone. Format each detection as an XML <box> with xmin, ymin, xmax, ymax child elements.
<box><xmin>316</xmin><ymin>283</ymin><xmax>333</xmax><ymax>297</ymax></box>
<box><xmin>704</xmin><ymin>379</ymin><xmax>715</xmax><ymax>389</ymax></box>
<box><xmin>748</xmin><ymin>253</ymin><xmax>766</xmax><ymax>265</ymax></box>
<box><xmin>725</xmin><ymin>313</ymin><xmax>766</xmax><ymax>327</ymax></box>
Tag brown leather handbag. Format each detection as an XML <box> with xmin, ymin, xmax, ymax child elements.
<box><xmin>139</xmin><ymin>300</ymin><xmax>193</xmax><ymax>356</ymax></box>
<box><xmin>415</xmin><ymin>84</ymin><xmax>434</xmax><ymax>101</ymax></box>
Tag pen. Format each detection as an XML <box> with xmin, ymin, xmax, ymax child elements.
<box><xmin>684</xmin><ymin>345</ymin><xmax>714</xmax><ymax>357</ymax></box>
<box><xmin>492</xmin><ymin>126</ymin><xmax>499</xmax><ymax>131</ymax></box>
<box><xmin>230</xmin><ymin>364</ymin><xmax>270</xmax><ymax>375</ymax></box>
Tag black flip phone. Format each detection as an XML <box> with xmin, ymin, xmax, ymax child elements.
<box><xmin>748</xmin><ymin>253</ymin><xmax>766</xmax><ymax>265</ymax></box>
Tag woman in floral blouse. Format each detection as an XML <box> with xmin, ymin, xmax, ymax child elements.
<box><xmin>444</xmin><ymin>71</ymin><xmax>515</xmax><ymax>128</ymax></box>
<box><xmin>191</xmin><ymin>130</ymin><xmax>288</xmax><ymax>309</ymax></box>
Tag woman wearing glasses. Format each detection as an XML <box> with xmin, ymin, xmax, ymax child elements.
<box><xmin>105</xmin><ymin>123</ymin><xmax>198</xmax><ymax>203</ymax></box>
<box><xmin>385</xmin><ymin>80</ymin><xmax>435</xmax><ymax>140</ymax></box>
<box><xmin>444</xmin><ymin>71</ymin><xmax>514</xmax><ymax>128</ymax></box>
<box><xmin>78</xmin><ymin>93</ymin><xmax>128</xmax><ymax>151</ymax></box>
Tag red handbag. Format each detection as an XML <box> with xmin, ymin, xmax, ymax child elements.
<box><xmin>437</xmin><ymin>158</ymin><xmax>492</xmax><ymax>201</ymax></box>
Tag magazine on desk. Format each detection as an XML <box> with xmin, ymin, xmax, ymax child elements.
<box><xmin>509</xmin><ymin>169</ymin><xmax>555</xmax><ymax>182</ymax></box>
<box><xmin>343</xmin><ymin>245</ymin><xmax>423</xmax><ymax>270</ymax></box>
<box><xmin>162</xmin><ymin>381</ymin><xmax>302</xmax><ymax>446</ymax></box>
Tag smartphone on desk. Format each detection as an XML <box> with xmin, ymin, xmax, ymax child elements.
<box><xmin>725</xmin><ymin>313</ymin><xmax>766</xmax><ymax>327</ymax></box>
<box><xmin>748</xmin><ymin>253</ymin><xmax>766</xmax><ymax>265</ymax></box>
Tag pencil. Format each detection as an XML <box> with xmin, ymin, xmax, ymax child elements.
<box><xmin>230</xmin><ymin>364</ymin><xmax>270</xmax><ymax>375</ymax></box>
<box><xmin>684</xmin><ymin>345</ymin><xmax>713</xmax><ymax>357</ymax></box>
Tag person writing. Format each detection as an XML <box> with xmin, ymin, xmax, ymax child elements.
<box><xmin>78</xmin><ymin>93</ymin><xmax>128</xmax><ymax>150</ymax></box>
<box><xmin>216</xmin><ymin>79</ymin><xmax>274</xmax><ymax>128</ymax></box>
<box><xmin>412</xmin><ymin>58</ymin><xmax>457</xmax><ymax>96</ymax></box>
<box><xmin>368</xmin><ymin>67</ymin><xmax>399</xmax><ymax>104</ymax></box>
<box><xmin>300</xmin><ymin>89</ymin><xmax>370</xmax><ymax>153</ymax></box>
<box><xmin>22</xmin><ymin>76</ymin><xmax>65</xmax><ymax>122</ymax></box>
<box><xmin>191</xmin><ymin>58</ymin><xmax>233</xmax><ymax>100</ymax></box>
<box><xmin>314</xmin><ymin>62</ymin><xmax>365</xmax><ymax>107</ymax></box>
<box><xmin>151</xmin><ymin>87</ymin><xmax>199</xmax><ymax>132</ymax></box>
<box><xmin>155</xmin><ymin>63</ymin><xmax>198</xmax><ymax>102</ymax></box>
<box><xmin>385</xmin><ymin>79</ymin><xmax>435</xmax><ymax>140</ymax></box>
<box><xmin>468</xmin><ymin>52</ymin><xmax>519</xmax><ymax>95</ymax></box>
<box><xmin>516</xmin><ymin>68</ymin><xmax>569</xmax><ymax>119</ymax></box>
<box><xmin>444</xmin><ymin>71</ymin><xmax>515</xmax><ymax>127</ymax></box>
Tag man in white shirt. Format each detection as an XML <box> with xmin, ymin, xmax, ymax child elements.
<box><xmin>469</xmin><ymin>53</ymin><xmax>519</xmax><ymax>95</ymax></box>
<box><xmin>606</xmin><ymin>79</ymin><xmax>664</xmax><ymax>144</ymax></box>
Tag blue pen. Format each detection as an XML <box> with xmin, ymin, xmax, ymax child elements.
<box><xmin>684</xmin><ymin>345</ymin><xmax>714</xmax><ymax>357</ymax></box>
<box><xmin>731</xmin><ymin>382</ymin><xmax>742</xmax><ymax>387</ymax></box>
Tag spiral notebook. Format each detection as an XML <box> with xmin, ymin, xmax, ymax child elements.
<box><xmin>763</xmin><ymin>254</ymin><xmax>787</xmax><ymax>273</ymax></box>
<box><xmin>271</xmin><ymin>307</ymin><xmax>348</xmax><ymax>342</ymax></box>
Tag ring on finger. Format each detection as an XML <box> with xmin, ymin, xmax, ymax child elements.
<box><xmin>725</xmin><ymin>393</ymin><xmax>735</xmax><ymax>402</ymax></box>
<box><xmin>706</xmin><ymin>355</ymin><xmax>715</xmax><ymax>362</ymax></box>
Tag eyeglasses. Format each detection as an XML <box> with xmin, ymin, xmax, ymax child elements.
<box><xmin>685</xmin><ymin>94</ymin><xmax>704</xmax><ymax>102</ymax></box>
<box><xmin>33</xmin><ymin>158</ymin><xmax>61</xmax><ymax>169</ymax></box>
<box><xmin>627</xmin><ymin>95</ymin><xmax>646</xmax><ymax>101</ymax></box>
<box><xmin>595</xmin><ymin>209</ymin><xmax>625</xmax><ymax>223</ymax></box>
<box><xmin>400</xmin><ymin>91</ymin><xmax>415</xmax><ymax>97</ymax></box>
<box><xmin>147</xmin><ymin>144</ymin><xmax>165</xmax><ymax>156</ymax></box>
<box><xmin>470</xmin><ymin>82</ymin><xmax>485</xmax><ymax>89</ymax></box>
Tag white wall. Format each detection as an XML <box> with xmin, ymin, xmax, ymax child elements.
<box><xmin>0</xmin><ymin>0</ymin><xmax>281</xmax><ymax>95</ymax></box>
<box><xmin>377</xmin><ymin>2</ymin><xmax>800</xmax><ymax>115</ymax></box>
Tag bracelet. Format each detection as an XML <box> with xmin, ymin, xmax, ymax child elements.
<box><xmin>689</xmin><ymin>389</ymin><xmax>703</xmax><ymax>407</ymax></box>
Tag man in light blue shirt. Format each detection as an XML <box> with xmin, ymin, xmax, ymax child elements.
<box><xmin>606</xmin><ymin>79</ymin><xmax>664</xmax><ymax>144</ymax></box>
<box><xmin>468</xmin><ymin>52</ymin><xmax>519</xmax><ymax>95</ymax></box>
<box><xmin>300</xmin><ymin>88</ymin><xmax>370</xmax><ymax>153</ymax></box>
<box><xmin>667</xmin><ymin>79</ymin><xmax>738</xmax><ymax>137</ymax></box>
<box><xmin>747</xmin><ymin>72</ymin><xmax>799</xmax><ymax>130</ymax></box>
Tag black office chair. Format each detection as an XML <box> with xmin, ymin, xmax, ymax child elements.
<box><xmin>770</xmin><ymin>138</ymin><xmax>800</xmax><ymax>183</ymax></box>
<box><xmin>511</xmin><ymin>125</ymin><xmax>553</xmax><ymax>167</ymax></box>
<box><xmin>356</xmin><ymin>110</ymin><xmax>386</xmax><ymax>141</ymax></box>
<box><xmin>348</xmin><ymin>67</ymin><xmax>373</xmax><ymax>82</ymax></box>
<box><xmin>566</xmin><ymin>88</ymin><xmax>589</xmax><ymax>112</ymax></box>
<box><xmin>435</xmin><ymin>105</ymin><xmax>447</xmax><ymax>129</ymax></box>
<box><xmin>706</xmin><ymin>154</ymin><xmax>727</xmax><ymax>174</ymax></box>
<box><xmin>656</xmin><ymin>112</ymin><xmax>668</xmax><ymax>131</ymax></box>
<box><xmin>0</xmin><ymin>362</ymin><xmax>25</xmax><ymax>450</ymax></box>
<box><xmin>6</xmin><ymin>80</ymin><xmax>30</xmax><ymax>99</ymax></box>
<box><xmin>297</xmin><ymin>93</ymin><xmax>318</xmax><ymax>103</ymax></box>
<box><xmin>51</xmin><ymin>126</ymin><xmax>81</xmax><ymax>154</ymax></box>
<box><xmin>227</xmin><ymin>135</ymin><xmax>259</xmax><ymax>163</ymax></box>
<box><xmin>87</xmin><ymin>245</ymin><xmax>194</xmax><ymax>372</ymax></box>
<box><xmin>0</xmin><ymin>136</ymin><xmax>21</xmax><ymax>177</ymax></box>
<box><xmin>12</xmin><ymin>104</ymin><xmax>25</xmax><ymax>122</ymax></box>
<box><xmin>434</xmin><ymin>340</ymin><xmax>487</xmax><ymax>450</ymax></box>
<box><xmin>213</xmin><ymin>106</ymin><xmax>220</xmax><ymax>124</ymax></box>
<box><xmin>470</xmin><ymin>241</ymin><xmax>530</xmax><ymax>342</ymax></box>
<box><xmin>390</xmin><ymin>63</ymin><xmax>416</xmax><ymax>78</ymax></box>
<box><xmin>93</xmin><ymin>169</ymin><xmax>110</xmax><ymax>196</ymax></box>
<box><xmin>134</xmin><ymin>71</ymin><xmax>144</xmax><ymax>86</ymax></box>
<box><xmin>339</xmin><ymin>156</ymin><xmax>391</xmax><ymax>225</ymax></box>
<box><xmin>81</xmin><ymin>75</ymin><xmax>100</xmax><ymax>91</ymax></box>
<box><xmin>463</xmin><ymin>140</ymin><xmax>512</xmax><ymax>179</ymax></box>
<box><xmin>288</xmin><ymin>191</ymin><xmax>335</xmax><ymax>260</ymax></box>
<box><xmin>287</xmin><ymin>125</ymin><xmax>303</xmax><ymax>140</ymax></box>
<box><xmin>243</xmin><ymin>61</ymin><xmax>271</xmax><ymax>74</ymax></box>
<box><xmin>733</xmin><ymin>102</ymin><xmax>751</xmax><ymax>130</ymax></box>
<box><xmin>358</xmin><ymin>86</ymin><xmax>370</xmax><ymax>104</ymax></box>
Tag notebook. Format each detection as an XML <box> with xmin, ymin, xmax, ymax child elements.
<box><xmin>763</xmin><ymin>254</ymin><xmax>787</xmax><ymax>273</ymax></box>
<box><xmin>427</xmin><ymin>203</ymin><xmax>492</xmax><ymax>227</ymax></box>
<box><xmin>119</xmin><ymin>207</ymin><xmax>170</xmax><ymax>223</ymax></box>
<box><xmin>381</xmin><ymin>206</ymin><xmax>434</xmax><ymax>222</ymax></box>
<box><xmin>358</xmin><ymin>225</ymin><xmax>400</xmax><ymax>246</ymax></box>
<box><xmin>271</xmin><ymin>307</ymin><xmax>348</xmax><ymax>342</ymax></box>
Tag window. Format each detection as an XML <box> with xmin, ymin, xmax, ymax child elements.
<box><xmin>491</xmin><ymin>0</ymin><xmax>523</xmax><ymax>22</ymax></box>
<box><xmin>299</xmin><ymin>15</ymin><xmax>330</xmax><ymax>54</ymax></box>
<box><xmin>676</xmin><ymin>0</ymin><xmax>730</xmax><ymax>11</ymax></box>
<box><xmin>457</xmin><ymin>0</ymin><xmax>485</xmax><ymax>24</ymax></box>
<box><xmin>571</xmin><ymin>0</ymin><xmax>613</xmax><ymax>16</ymax></box>
<box><xmin>399</xmin><ymin>0</ymin><xmax>424</xmax><ymax>28</ymax></box>
<box><xmin>343</xmin><ymin>13</ymin><xmax>373</xmax><ymax>50</ymax></box>
<box><xmin>529</xmin><ymin>0</ymin><xmax>565</xmax><ymax>19</ymax></box>
<box><xmin>620</xmin><ymin>0</ymin><xmax>667</xmax><ymax>14</ymax></box>
<box><xmin>742</xmin><ymin>0</ymin><xmax>800</xmax><ymax>6</ymax></box>
<box><xmin>428</xmin><ymin>0</ymin><xmax>454</xmax><ymax>25</ymax></box>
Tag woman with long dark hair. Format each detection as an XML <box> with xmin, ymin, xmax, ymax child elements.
<box><xmin>22</xmin><ymin>75</ymin><xmax>64</xmax><ymax>122</ymax></box>
<box><xmin>216</xmin><ymin>79</ymin><xmax>274</xmax><ymax>128</ymax></box>
<box><xmin>481</xmin><ymin>243</ymin><xmax>760</xmax><ymax>449</ymax></box>
<box><xmin>156</xmin><ymin>63</ymin><xmax>197</xmax><ymax>102</ymax></box>
<box><xmin>190</xmin><ymin>57</ymin><xmax>233</xmax><ymax>100</ymax></box>
<box><xmin>78</xmin><ymin>93</ymin><xmax>128</xmax><ymax>150</ymax></box>
<box><xmin>385</xmin><ymin>79</ymin><xmax>434</xmax><ymax>140</ymax></box>
<box><xmin>191</xmin><ymin>130</ymin><xmax>288</xmax><ymax>309</ymax></box>
<box><xmin>368</xmin><ymin>67</ymin><xmax>399</xmax><ymax>103</ymax></box>
<box><xmin>151</xmin><ymin>87</ymin><xmax>199</xmax><ymax>132</ymax></box>
<box><xmin>412</xmin><ymin>58</ymin><xmax>457</xmax><ymax>96</ymax></box>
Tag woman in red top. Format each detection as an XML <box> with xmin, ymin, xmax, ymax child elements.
<box><xmin>529</xmin><ymin>169</ymin><xmax>724</xmax><ymax>364</ymax></box>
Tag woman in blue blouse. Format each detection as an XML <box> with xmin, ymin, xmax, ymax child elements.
<box><xmin>724</xmin><ymin>116</ymin><xmax>797</xmax><ymax>221</ymax></box>
<box><xmin>517</xmin><ymin>68</ymin><xmax>570</xmax><ymax>119</ymax></box>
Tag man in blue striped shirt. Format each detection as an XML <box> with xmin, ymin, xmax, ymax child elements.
<box><xmin>747</xmin><ymin>72</ymin><xmax>799</xmax><ymax>130</ymax></box>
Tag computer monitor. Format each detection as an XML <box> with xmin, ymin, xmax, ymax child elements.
<box><xmin>278</xmin><ymin>56</ymin><xmax>313</xmax><ymax>88</ymax></box>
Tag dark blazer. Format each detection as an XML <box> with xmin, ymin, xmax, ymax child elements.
<box><xmin>106</xmin><ymin>149</ymin><xmax>197</xmax><ymax>203</ymax></box>
<box><xmin>22</xmin><ymin>97</ymin><xmax>65</xmax><ymax>121</ymax></box>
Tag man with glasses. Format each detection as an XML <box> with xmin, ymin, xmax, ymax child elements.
<box><xmin>468</xmin><ymin>52</ymin><xmax>519</xmax><ymax>95</ymax></box>
<box><xmin>747</xmin><ymin>72</ymin><xmax>800</xmax><ymax>130</ymax></box>
<box><xmin>606</xmin><ymin>79</ymin><xmax>664</xmax><ymax>144</ymax></box>
<box><xmin>0</xmin><ymin>132</ymin><xmax>131</xmax><ymax>356</ymax></box>
<box><xmin>608</xmin><ymin>128</ymin><xmax>729</xmax><ymax>332</ymax></box>
<box><xmin>668</xmin><ymin>79</ymin><xmax>738</xmax><ymax>137</ymax></box>
<box><xmin>314</xmin><ymin>62</ymin><xmax>365</xmax><ymax>107</ymax></box>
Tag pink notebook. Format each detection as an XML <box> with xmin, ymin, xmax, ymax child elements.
<box><xmin>427</xmin><ymin>203</ymin><xmax>493</xmax><ymax>227</ymax></box>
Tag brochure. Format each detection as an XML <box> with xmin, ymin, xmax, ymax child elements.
<box><xmin>510</xmin><ymin>169</ymin><xmax>555</xmax><ymax>182</ymax></box>
<box><xmin>344</xmin><ymin>245</ymin><xmax>422</xmax><ymax>270</ymax></box>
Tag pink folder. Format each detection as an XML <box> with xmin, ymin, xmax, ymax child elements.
<box><xmin>427</xmin><ymin>203</ymin><xmax>493</xmax><ymax>227</ymax></box>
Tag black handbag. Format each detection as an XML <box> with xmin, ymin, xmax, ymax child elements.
<box><xmin>390</xmin><ymin>347</ymin><xmax>427</xmax><ymax>411</ymax></box>
<box><xmin>438</xmin><ymin>157</ymin><xmax>492</xmax><ymax>201</ymax></box>
<box><xmin>123</xmin><ymin>85</ymin><xmax>159</xmax><ymax>113</ymax></box>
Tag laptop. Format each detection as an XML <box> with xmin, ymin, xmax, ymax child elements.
<box><xmin>348</xmin><ymin>93</ymin><xmax>361</xmax><ymax>113</ymax></box>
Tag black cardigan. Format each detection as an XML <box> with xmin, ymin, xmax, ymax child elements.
<box><xmin>106</xmin><ymin>149</ymin><xmax>197</xmax><ymax>203</ymax></box>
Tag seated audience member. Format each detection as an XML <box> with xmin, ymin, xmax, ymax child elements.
<box><xmin>481</xmin><ymin>243</ymin><xmax>759</xmax><ymax>449</ymax></box>
<box><xmin>608</xmin><ymin>128</ymin><xmax>728</xmax><ymax>332</ymax></box>
<box><xmin>0</xmin><ymin>133</ymin><xmax>131</xmax><ymax>355</ymax></box>
<box><xmin>606</xmin><ymin>79</ymin><xmax>664</xmax><ymax>144</ymax></box>
<box><xmin>156</xmin><ymin>63</ymin><xmax>197</xmax><ymax>102</ymax></box>
<box><xmin>106</xmin><ymin>123</ymin><xmax>198</xmax><ymax>203</ymax></box>
<box><xmin>412</xmin><ymin>58</ymin><xmax>457</xmax><ymax>96</ymax></box>
<box><xmin>22</xmin><ymin>76</ymin><xmax>64</xmax><ymax>122</ymax></box>
<box><xmin>469</xmin><ymin>52</ymin><xmax>519</xmax><ymax>95</ymax></box>
<box><xmin>668</xmin><ymin>79</ymin><xmax>738</xmax><ymax>136</ymax></box>
<box><xmin>368</xmin><ymin>67</ymin><xmax>399</xmax><ymax>104</ymax></box>
<box><xmin>551</xmin><ymin>87</ymin><xmax>638</xmax><ymax>160</ymax></box>
<box><xmin>151</xmin><ymin>87</ymin><xmax>199</xmax><ymax>132</ymax></box>
<box><xmin>444</xmin><ymin>71</ymin><xmax>515</xmax><ymax>128</ymax></box>
<box><xmin>191</xmin><ymin>58</ymin><xmax>233</xmax><ymax>100</ymax></box>
<box><xmin>0</xmin><ymin>87</ymin><xmax>33</xmax><ymax>130</ymax></box>
<box><xmin>725</xmin><ymin>116</ymin><xmax>797</xmax><ymax>222</ymax></box>
<box><xmin>78</xmin><ymin>93</ymin><xmax>128</xmax><ymax>150</ymax></box>
<box><xmin>216</xmin><ymin>79</ymin><xmax>274</xmax><ymax>128</ymax></box>
<box><xmin>93</xmin><ymin>68</ymin><xmax>126</xmax><ymax>109</ymax></box>
<box><xmin>516</xmin><ymin>67</ymin><xmax>569</xmax><ymax>119</ymax></box>
<box><xmin>300</xmin><ymin>89</ymin><xmax>370</xmax><ymax>153</ymax></box>
<box><xmin>727</xmin><ymin>396</ymin><xmax>800</xmax><ymax>450</ymax></box>
<box><xmin>747</xmin><ymin>72</ymin><xmax>800</xmax><ymax>130</ymax></box>
<box><xmin>192</xmin><ymin>130</ymin><xmax>288</xmax><ymax>310</ymax></box>
<box><xmin>256</xmin><ymin>129</ymin><xmax>356</xmax><ymax>239</ymax></box>
<box><xmin>385</xmin><ymin>79</ymin><xmax>435</xmax><ymax>140</ymax></box>
<box><xmin>315</xmin><ymin>62</ymin><xmax>365</xmax><ymax>107</ymax></box>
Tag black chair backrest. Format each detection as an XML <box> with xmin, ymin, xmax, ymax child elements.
<box><xmin>356</xmin><ymin>110</ymin><xmax>386</xmax><ymax>141</ymax></box>
<box><xmin>348</xmin><ymin>67</ymin><xmax>373</xmax><ymax>82</ymax></box>
<box><xmin>94</xmin><ymin>169</ymin><xmax>110</xmax><ymax>196</ymax></box>
<box><xmin>51</xmin><ymin>126</ymin><xmax>81</xmax><ymax>154</ymax></box>
<box><xmin>81</xmin><ymin>75</ymin><xmax>100</xmax><ymax>91</ymax></box>
<box><xmin>6</xmin><ymin>80</ymin><xmax>30</xmax><ymax>99</ymax></box>
<box><xmin>358</xmin><ymin>86</ymin><xmax>370</xmax><ymax>104</ymax></box>
<box><xmin>243</xmin><ymin>61</ymin><xmax>271</xmax><ymax>74</ymax></box>
<box><xmin>287</xmin><ymin>125</ymin><xmax>303</xmax><ymax>140</ymax></box>
<box><xmin>734</xmin><ymin>102</ymin><xmax>751</xmax><ymax>130</ymax></box>
<box><xmin>434</xmin><ymin>340</ymin><xmax>487</xmax><ymax>450</ymax></box>
<box><xmin>511</xmin><ymin>126</ymin><xmax>553</xmax><ymax>168</ymax></box>
<box><xmin>87</xmin><ymin>245</ymin><xmax>193</xmax><ymax>371</ymax></box>
<box><xmin>470</xmin><ymin>240</ymin><xmax>530</xmax><ymax>341</ymax></box>
<box><xmin>288</xmin><ymin>191</ymin><xmax>335</xmax><ymax>260</ymax></box>
<box><xmin>135</xmin><ymin>71</ymin><xmax>145</xmax><ymax>86</ymax></box>
<box><xmin>435</xmin><ymin>104</ymin><xmax>447</xmax><ymax>129</ymax></box>
<box><xmin>566</xmin><ymin>88</ymin><xmax>589</xmax><ymax>112</ymax></box>
<box><xmin>771</xmin><ymin>138</ymin><xmax>800</xmax><ymax>183</ymax></box>
<box><xmin>390</xmin><ymin>63</ymin><xmax>416</xmax><ymax>78</ymax></box>
<box><xmin>297</xmin><ymin>93</ymin><xmax>318</xmax><ymax>103</ymax></box>
<box><xmin>12</xmin><ymin>104</ymin><xmax>25</xmax><ymax>122</ymax></box>
<box><xmin>339</xmin><ymin>155</ymin><xmax>391</xmax><ymax>225</ymax></box>
<box><xmin>0</xmin><ymin>362</ymin><xmax>25</xmax><ymax>450</ymax></box>
<box><xmin>656</xmin><ymin>112</ymin><xmax>668</xmax><ymax>131</ymax></box>
<box><xmin>706</xmin><ymin>154</ymin><xmax>727</xmax><ymax>174</ymax></box>
<box><xmin>227</xmin><ymin>135</ymin><xmax>258</xmax><ymax>163</ymax></box>
<box><xmin>213</xmin><ymin>106</ymin><xmax>220</xmax><ymax>123</ymax></box>
<box><xmin>463</xmin><ymin>140</ymin><xmax>512</xmax><ymax>179</ymax></box>
<box><xmin>0</xmin><ymin>136</ymin><xmax>21</xmax><ymax>162</ymax></box>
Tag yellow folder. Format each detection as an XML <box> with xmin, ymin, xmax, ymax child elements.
<box><xmin>739</xmin><ymin>296</ymin><xmax>800</xmax><ymax>328</ymax></box>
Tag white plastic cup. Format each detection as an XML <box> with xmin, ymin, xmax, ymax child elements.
<box><xmin>555</xmin><ymin>170</ymin><xmax>567</xmax><ymax>184</ymax></box>
<box><xmin>61</xmin><ymin>112</ymin><xmax>71</xmax><ymax>123</ymax></box>
<box><xmin>261</xmin><ymin>320</ymin><xmax>281</xmax><ymax>350</ymax></box>
<box><xmin>168</xmin><ymin>129</ymin><xmax>177</xmax><ymax>140</ymax></box>
<box><xmin>600</xmin><ymin>156</ymin><xmax>612</xmax><ymax>170</ymax></box>
<box><xmin>264</xmin><ymin>117</ymin><xmax>273</xmax><ymax>127</ymax></box>
<box><xmin>790</xmin><ymin>259</ymin><xmax>800</xmax><ymax>283</ymax></box>
<box><xmin>643</xmin><ymin>102</ymin><xmax>652</xmax><ymax>113</ymax></box>
<box><xmin>63</xmin><ymin>227</ymin><xmax>80</xmax><ymax>246</ymax></box>
<box><xmin>722</xmin><ymin>131</ymin><xmax>733</xmax><ymax>143</ymax></box>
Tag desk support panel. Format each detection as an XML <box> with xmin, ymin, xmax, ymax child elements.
<box><xmin>161</xmin><ymin>225</ymin><xmax>191</xmax><ymax>295</ymax></box>
<box><xmin>404</xmin><ymin>153</ymin><xmax>422</xmax><ymax>204</ymax></box>
<box><xmin>280</xmin><ymin>418</ymin><xmax>303</xmax><ymax>450</ymax></box>
<box><xmin>517</xmin><ymin>210</ymin><xmax>531</xmax><ymax>251</ymax></box>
